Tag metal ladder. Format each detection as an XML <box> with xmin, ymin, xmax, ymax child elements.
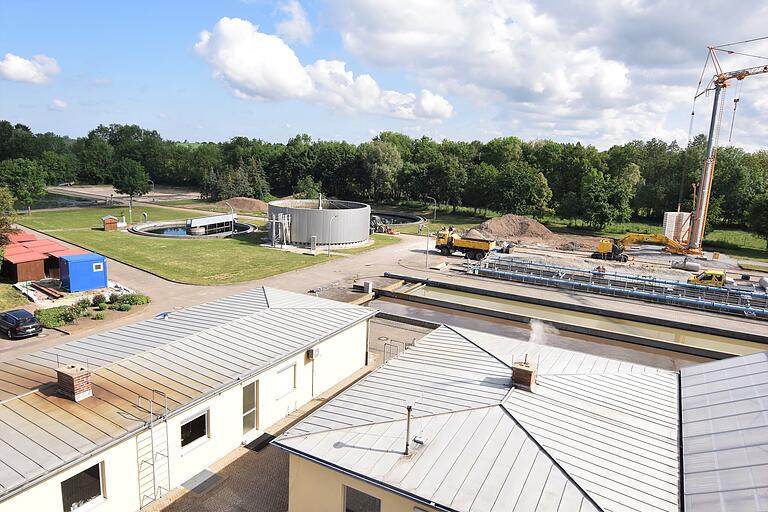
<box><xmin>136</xmin><ymin>390</ymin><xmax>170</xmax><ymax>509</ymax></box>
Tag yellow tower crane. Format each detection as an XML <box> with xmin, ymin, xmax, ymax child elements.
<box><xmin>688</xmin><ymin>39</ymin><xmax>768</xmax><ymax>254</ymax></box>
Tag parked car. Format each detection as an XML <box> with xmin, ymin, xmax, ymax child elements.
<box><xmin>0</xmin><ymin>309</ymin><xmax>43</xmax><ymax>339</ymax></box>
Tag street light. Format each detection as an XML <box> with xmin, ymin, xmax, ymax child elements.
<box><xmin>327</xmin><ymin>214</ymin><xmax>338</xmax><ymax>257</ymax></box>
<box><xmin>425</xmin><ymin>229</ymin><xmax>431</xmax><ymax>269</ymax></box>
<box><xmin>426</xmin><ymin>196</ymin><xmax>437</xmax><ymax>225</ymax></box>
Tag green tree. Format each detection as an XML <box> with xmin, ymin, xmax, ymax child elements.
<box><xmin>111</xmin><ymin>158</ymin><xmax>150</xmax><ymax>223</ymax></box>
<box><xmin>40</xmin><ymin>150</ymin><xmax>79</xmax><ymax>184</ymax></box>
<box><xmin>356</xmin><ymin>140</ymin><xmax>402</xmax><ymax>201</ymax></box>
<box><xmin>293</xmin><ymin>175</ymin><xmax>322</xmax><ymax>199</ymax></box>
<box><xmin>747</xmin><ymin>193</ymin><xmax>768</xmax><ymax>249</ymax></box>
<box><xmin>480</xmin><ymin>137</ymin><xmax>523</xmax><ymax>168</ymax></box>
<box><xmin>581</xmin><ymin>169</ymin><xmax>614</xmax><ymax>229</ymax></box>
<box><xmin>494</xmin><ymin>161</ymin><xmax>552</xmax><ymax>217</ymax></box>
<box><xmin>0</xmin><ymin>187</ymin><xmax>18</xmax><ymax>247</ymax></box>
<box><xmin>74</xmin><ymin>133</ymin><xmax>114</xmax><ymax>183</ymax></box>
<box><xmin>0</xmin><ymin>158</ymin><xmax>47</xmax><ymax>209</ymax></box>
<box><xmin>463</xmin><ymin>163</ymin><xmax>499</xmax><ymax>214</ymax></box>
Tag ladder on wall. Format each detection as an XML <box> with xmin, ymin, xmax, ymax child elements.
<box><xmin>136</xmin><ymin>390</ymin><xmax>171</xmax><ymax>509</ymax></box>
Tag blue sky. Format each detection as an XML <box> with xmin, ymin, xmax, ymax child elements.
<box><xmin>1</xmin><ymin>1</ymin><xmax>766</xmax><ymax>149</ymax></box>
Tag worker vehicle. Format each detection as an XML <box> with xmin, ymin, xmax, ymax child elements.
<box><xmin>0</xmin><ymin>309</ymin><xmax>42</xmax><ymax>339</ymax></box>
<box><xmin>687</xmin><ymin>269</ymin><xmax>735</xmax><ymax>287</ymax></box>
<box><xmin>591</xmin><ymin>233</ymin><xmax>686</xmax><ymax>262</ymax></box>
<box><xmin>435</xmin><ymin>227</ymin><xmax>495</xmax><ymax>260</ymax></box>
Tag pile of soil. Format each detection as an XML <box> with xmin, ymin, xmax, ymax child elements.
<box><xmin>214</xmin><ymin>197</ymin><xmax>268</xmax><ymax>212</ymax></box>
<box><xmin>463</xmin><ymin>214</ymin><xmax>553</xmax><ymax>241</ymax></box>
<box><xmin>556</xmin><ymin>240</ymin><xmax>579</xmax><ymax>251</ymax></box>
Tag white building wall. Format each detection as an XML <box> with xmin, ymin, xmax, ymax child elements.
<box><xmin>0</xmin><ymin>320</ymin><xmax>369</xmax><ymax>512</ymax></box>
<box><xmin>0</xmin><ymin>436</ymin><xmax>139</xmax><ymax>512</ymax></box>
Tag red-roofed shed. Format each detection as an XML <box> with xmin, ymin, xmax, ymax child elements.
<box><xmin>2</xmin><ymin>251</ymin><xmax>46</xmax><ymax>282</ymax></box>
<box><xmin>8</xmin><ymin>232</ymin><xmax>36</xmax><ymax>243</ymax></box>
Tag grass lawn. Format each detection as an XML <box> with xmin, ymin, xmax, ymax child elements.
<box><xmin>156</xmin><ymin>199</ymin><xmax>268</xmax><ymax>220</ymax></box>
<box><xmin>0</xmin><ymin>281</ymin><xmax>28</xmax><ymax>311</ymax></box>
<box><xmin>337</xmin><ymin>234</ymin><xmax>401</xmax><ymax>254</ymax></box>
<box><xmin>17</xmin><ymin>207</ymin><xmax>393</xmax><ymax>285</ymax></box>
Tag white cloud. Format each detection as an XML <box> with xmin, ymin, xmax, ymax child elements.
<box><xmin>48</xmin><ymin>98</ymin><xmax>67</xmax><ymax>111</ymax></box>
<box><xmin>195</xmin><ymin>17</ymin><xmax>452</xmax><ymax>120</ymax></box>
<box><xmin>0</xmin><ymin>53</ymin><xmax>60</xmax><ymax>84</ymax></box>
<box><xmin>276</xmin><ymin>1</ymin><xmax>313</xmax><ymax>44</ymax></box>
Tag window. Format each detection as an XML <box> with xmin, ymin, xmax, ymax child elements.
<box><xmin>181</xmin><ymin>411</ymin><xmax>208</xmax><ymax>448</ymax></box>
<box><xmin>344</xmin><ymin>486</ymin><xmax>381</xmax><ymax>512</ymax></box>
<box><xmin>243</xmin><ymin>381</ymin><xmax>259</xmax><ymax>434</ymax></box>
<box><xmin>61</xmin><ymin>463</ymin><xmax>102</xmax><ymax>512</ymax></box>
<box><xmin>275</xmin><ymin>363</ymin><xmax>296</xmax><ymax>398</ymax></box>
<box><xmin>92</xmin><ymin>263</ymin><xmax>104</xmax><ymax>272</ymax></box>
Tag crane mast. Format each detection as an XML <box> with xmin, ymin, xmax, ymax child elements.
<box><xmin>687</xmin><ymin>46</ymin><xmax>768</xmax><ymax>253</ymax></box>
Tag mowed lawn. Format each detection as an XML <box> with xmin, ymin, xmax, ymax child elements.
<box><xmin>18</xmin><ymin>206</ymin><xmax>398</xmax><ymax>285</ymax></box>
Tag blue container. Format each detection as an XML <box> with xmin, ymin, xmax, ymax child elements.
<box><xmin>60</xmin><ymin>253</ymin><xmax>108</xmax><ymax>292</ymax></box>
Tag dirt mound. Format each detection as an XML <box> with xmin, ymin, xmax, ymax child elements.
<box><xmin>215</xmin><ymin>197</ymin><xmax>268</xmax><ymax>212</ymax></box>
<box><xmin>557</xmin><ymin>240</ymin><xmax>579</xmax><ymax>251</ymax></box>
<box><xmin>463</xmin><ymin>214</ymin><xmax>553</xmax><ymax>241</ymax></box>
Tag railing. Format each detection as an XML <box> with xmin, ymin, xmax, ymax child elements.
<box><xmin>472</xmin><ymin>255</ymin><xmax>768</xmax><ymax>319</ymax></box>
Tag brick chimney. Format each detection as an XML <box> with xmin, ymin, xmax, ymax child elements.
<box><xmin>56</xmin><ymin>365</ymin><xmax>93</xmax><ymax>402</ymax></box>
<box><xmin>512</xmin><ymin>355</ymin><xmax>537</xmax><ymax>391</ymax></box>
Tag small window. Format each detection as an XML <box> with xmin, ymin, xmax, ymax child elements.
<box><xmin>61</xmin><ymin>463</ymin><xmax>102</xmax><ymax>512</ymax></box>
<box><xmin>275</xmin><ymin>363</ymin><xmax>296</xmax><ymax>398</ymax></box>
<box><xmin>181</xmin><ymin>411</ymin><xmax>208</xmax><ymax>448</ymax></box>
<box><xmin>243</xmin><ymin>381</ymin><xmax>259</xmax><ymax>434</ymax></box>
<box><xmin>92</xmin><ymin>262</ymin><xmax>104</xmax><ymax>272</ymax></box>
<box><xmin>345</xmin><ymin>486</ymin><xmax>381</xmax><ymax>512</ymax></box>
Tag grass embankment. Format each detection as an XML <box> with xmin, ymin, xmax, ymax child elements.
<box><xmin>156</xmin><ymin>199</ymin><xmax>268</xmax><ymax>219</ymax></box>
<box><xmin>337</xmin><ymin>234</ymin><xmax>401</xmax><ymax>254</ymax></box>
<box><xmin>19</xmin><ymin>206</ymin><xmax>398</xmax><ymax>285</ymax></box>
<box><xmin>374</xmin><ymin>202</ymin><xmax>768</xmax><ymax>261</ymax></box>
<box><xmin>0</xmin><ymin>281</ymin><xmax>27</xmax><ymax>311</ymax></box>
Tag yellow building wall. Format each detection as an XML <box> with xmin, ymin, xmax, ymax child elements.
<box><xmin>0</xmin><ymin>436</ymin><xmax>140</xmax><ymax>512</ymax></box>
<box><xmin>288</xmin><ymin>455</ymin><xmax>439</xmax><ymax>512</ymax></box>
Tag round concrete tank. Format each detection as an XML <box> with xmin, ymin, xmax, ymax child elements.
<box><xmin>267</xmin><ymin>198</ymin><xmax>371</xmax><ymax>246</ymax></box>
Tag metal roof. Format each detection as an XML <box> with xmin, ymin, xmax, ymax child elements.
<box><xmin>0</xmin><ymin>287</ymin><xmax>375</xmax><ymax>500</ymax></box>
<box><xmin>276</xmin><ymin>325</ymin><xmax>680</xmax><ymax>512</ymax></box>
<box><xmin>681</xmin><ymin>351</ymin><xmax>768</xmax><ymax>512</ymax></box>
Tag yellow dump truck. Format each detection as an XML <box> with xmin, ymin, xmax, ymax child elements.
<box><xmin>435</xmin><ymin>227</ymin><xmax>495</xmax><ymax>260</ymax></box>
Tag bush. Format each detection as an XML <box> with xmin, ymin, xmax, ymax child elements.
<box><xmin>118</xmin><ymin>303</ymin><xmax>132</xmax><ymax>312</ymax></box>
<box><xmin>93</xmin><ymin>312</ymin><xmax>105</xmax><ymax>320</ymax></box>
<box><xmin>35</xmin><ymin>305</ymin><xmax>81</xmax><ymax>328</ymax></box>
<box><xmin>97</xmin><ymin>302</ymin><xmax>108</xmax><ymax>311</ymax></box>
<box><xmin>108</xmin><ymin>303</ymin><xmax>119</xmax><ymax>310</ymax></box>
<box><xmin>119</xmin><ymin>293</ymin><xmax>151</xmax><ymax>305</ymax></box>
<box><xmin>109</xmin><ymin>292</ymin><xmax>122</xmax><ymax>304</ymax></box>
<box><xmin>76</xmin><ymin>298</ymin><xmax>92</xmax><ymax>309</ymax></box>
<box><xmin>91</xmin><ymin>294</ymin><xmax>106</xmax><ymax>306</ymax></box>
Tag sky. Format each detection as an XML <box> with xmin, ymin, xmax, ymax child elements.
<box><xmin>0</xmin><ymin>0</ymin><xmax>766</xmax><ymax>150</ymax></box>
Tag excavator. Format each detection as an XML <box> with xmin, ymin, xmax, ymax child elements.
<box><xmin>591</xmin><ymin>234</ymin><xmax>686</xmax><ymax>262</ymax></box>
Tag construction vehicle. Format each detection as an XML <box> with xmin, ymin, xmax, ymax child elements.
<box><xmin>591</xmin><ymin>233</ymin><xmax>686</xmax><ymax>262</ymax></box>
<box><xmin>435</xmin><ymin>227</ymin><xmax>495</xmax><ymax>260</ymax></box>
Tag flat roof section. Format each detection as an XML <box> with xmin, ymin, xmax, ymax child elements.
<box><xmin>681</xmin><ymin>352</ymin><xmax>768</xmax><ymax>512</ymax></box>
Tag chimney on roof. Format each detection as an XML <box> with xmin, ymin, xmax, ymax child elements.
<box><xmin>56</xmin><ymin>365</ymin><xmax>93</xmax><ymax>402</ymax></box>
<box><xmin>512</xmin><ymin>354</ymin><xmax>537</xmax><ymax>391</ymax></box>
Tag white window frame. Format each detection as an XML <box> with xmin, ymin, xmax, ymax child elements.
<box><xmin>180</xmin><ymin>409</ymin><xmax>209</xmax><ymax>453</ymax></box>
<box><xmin>92</xmin><ymin>262</ymin><xmax>104</xmax><ymax>272</ymax></box>
<box><xmin>275</xmin><ymin>363</ymin><xmax>296</xmax><ymax>399</ymax></box>
<box><xmin>242</xmin><ymin>380</ymin><xmax>259</xmax><ymax>434</ymax></box>
<box><xmin>61</xmin><ymin>461</ymin><xmax>105</xmax><ymax>512</ymax></box>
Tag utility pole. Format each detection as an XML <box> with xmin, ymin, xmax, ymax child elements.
<box><xmin>426</xmin><ymin>196</ymin><xmax>437</xmax><ymax>224</ymax></box>
<box><xmin>425</xmin><ymin>230</ymin><xmax>430</xmax><ymax>268</ymax></box>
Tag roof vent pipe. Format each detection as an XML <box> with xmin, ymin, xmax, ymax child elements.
<box><xmin>512</xmin><ymin>353</ymin><xmax>538</xmax><ymax>391</ymax></box>
<box><xmin>405</xmin><ymin>404</ymin><xmax>412</xmax><ymax>455</ymax></box>
<box><xmin>56</xmin><ymin>364</ymin><xmax>93</xmax><ymax>402</ymax></box>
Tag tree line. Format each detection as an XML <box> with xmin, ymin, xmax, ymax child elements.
<box><xmin>1</xmin><ymin>120</ymin><xmax>766</xmax><ymax>245</ymax></box>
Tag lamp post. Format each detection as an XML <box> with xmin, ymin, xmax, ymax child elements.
<box><xmin>425</xmin><ymin>230</ymin><xmax>431</xmax><ymax>268</ymax></box>
<box><xmin>426</xmin><ymin>196</ymin><xmax>437</xmax><ymax>226</ymax></box>
<box><xmin>328</xmin><ymin>215</ymin><xmax>338</xmax><ymax>257</ymax></box>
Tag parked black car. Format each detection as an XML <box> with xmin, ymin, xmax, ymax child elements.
<box><xmin>0</xmin><ymin>309</ymin><xmax>42</xmax><ymax>339</ymax></box>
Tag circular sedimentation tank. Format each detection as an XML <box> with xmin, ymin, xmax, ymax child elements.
<box><xmin>130</xmin><ymin>219</ymin><xmax>255</xmax><ymax>239</ymax></box>
<box><xmin>268</xmin><ymin>198</ymin><xmax>371</xmax><ymax>246</ymax></box>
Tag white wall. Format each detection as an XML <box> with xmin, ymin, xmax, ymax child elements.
<box><xmin>0</xmin><ymin>436</ymin><xmax>139</xmax><ymax>512</ymax></box>
<box><xmin>0</xmin><ymin>320</ymin><xmax>369</xmax><ymax>512</ymax></box>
